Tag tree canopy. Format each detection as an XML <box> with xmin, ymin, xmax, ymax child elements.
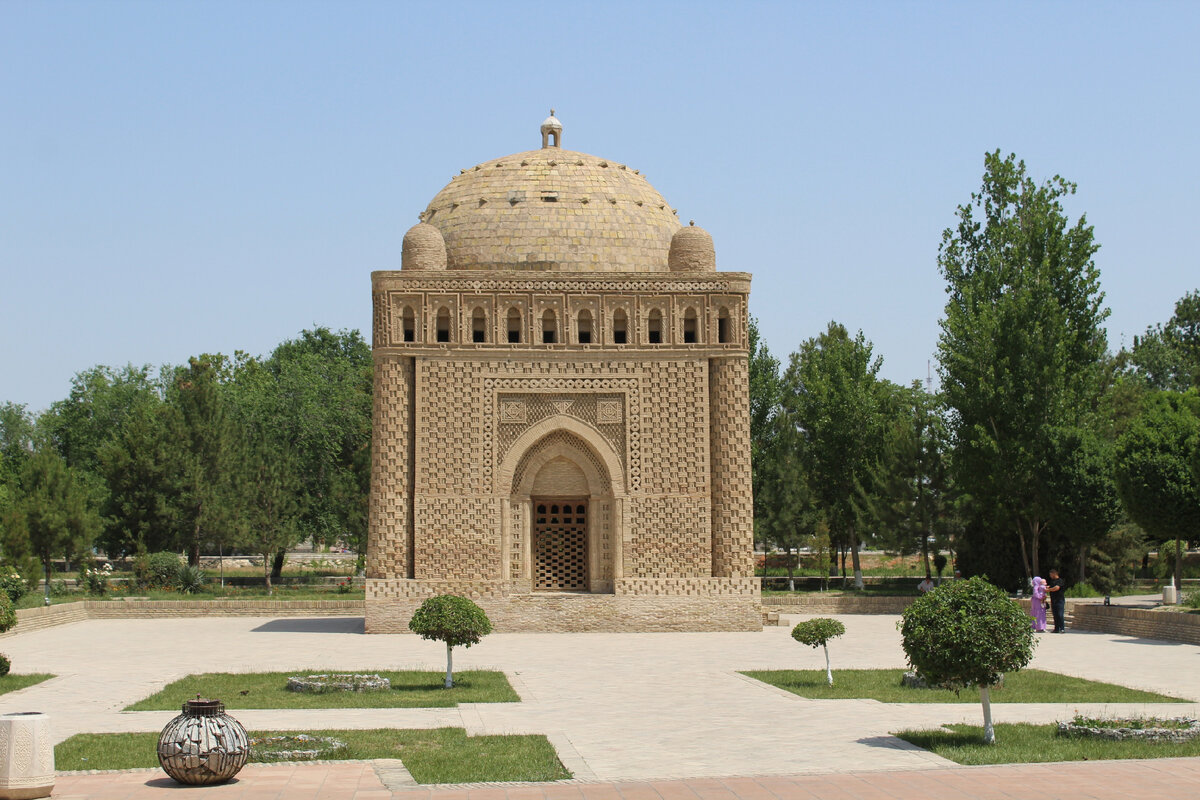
<box><xmin>937</xmin><ymin>151</ymin><xmax>1109</xmax><ymax>583</ymax></box>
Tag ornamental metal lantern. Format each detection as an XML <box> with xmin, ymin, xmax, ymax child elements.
<box><xmin>157</xmin><ymin>697</ymin><xmax>249</xmax><ymax>785</ymax></box>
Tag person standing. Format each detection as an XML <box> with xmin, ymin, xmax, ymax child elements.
<box><xmin>1030</xmin><ymin>576</ymin><xmax>1048</xmax><ymax>632</ymax></box>
<box><xmin>918</xmin><ymin>575</ymin><xmax>935</xmax><ymax>594</ymax></box>
<box><xmin>1046</xmin><ymin>569</ymin><xmax>1066</xmax><ymax>632</ymax></box>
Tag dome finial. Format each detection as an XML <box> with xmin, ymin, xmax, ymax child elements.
<box><xmin>540</xmin><ymin>110</ymin><xmax>562</xmax><ymax>149</ymax></box>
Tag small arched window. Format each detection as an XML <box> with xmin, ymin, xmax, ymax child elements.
<box><xmin>542</xmin><ymin>309</ymin><xmax>557</xmax><ymax>344</ymax></box>
<box><xmin>402</xmin><ymin>306</ymin><xmax>415</xmax><ymax>343</ymax></box>
<box><xmin>436</xmin><ymin>307</ymin><xmax>451</xmax><ymax>343</ymax></box>
<box><xmin>472</xmin><ymin>307</ymin><xmax>487</xmax><ymax>343</ymax></box>
<box><xmin>683</xmin><ymin>308</ymin><xmax>698</xmax><ymax>344</ymax></box>
<box><xmin>507</xmin><ymin>308</ymin><xmax>522</xmax><ymax>343</ymax></box>
<box><xmin>648</xmin><ymin>309</ymin><xmax>663</xmax><ymax>344</ymax></box>
<box><xmin>612</xmin><ymin>309</ymin><xmax>628</xmax><ymax>344</ymax></box>
<box><xmin>718</xmin><ymin>307</ymin><xmax>731</xmax><ymax>344</ymax></box>
<box><xmin>577</xmin><ymin>309</ymin><xmax>593</xmax><ymax>344</ymax></box>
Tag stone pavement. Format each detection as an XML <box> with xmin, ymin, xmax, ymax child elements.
<box><xmin>3</xmin><ymin>612</ymin><xmax>1200</xmax><ymax>796</ymax></box>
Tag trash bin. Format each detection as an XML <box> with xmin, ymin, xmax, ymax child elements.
<box><xmin>0</xmin><ymin>711</ymin><xmax>54</xmax><ymax>800</ymax></box>
<box><xmin>1164</xmin><ymin>585</ymin><xmax>1178</xmax><ymax>605</ymax></box>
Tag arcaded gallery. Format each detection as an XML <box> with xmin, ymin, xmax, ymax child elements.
<box><xmin>364</xmin><ymin>114</ymin><xmax>759</xmax><ymax>632</ymax></box>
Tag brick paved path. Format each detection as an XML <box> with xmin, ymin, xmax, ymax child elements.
<box><xmin>51</xmin><ymin>757</ymin><xmax>1200</xmax><ymax>799</ymax></box>
<box><xmin>5</xmin><ymin>612</ymin><xmax>1200</xmax><ymax>796</ymax></box>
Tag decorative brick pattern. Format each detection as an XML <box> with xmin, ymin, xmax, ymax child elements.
<box><xmin>367</xmin><ymin>356</ymin><xmax>413</xmax><ymax>579</ymax></box>
<box><xmin>512</xmin><ymin>431</ymin><xmax>611</xmax><ymax>493</ymax></box>
<box><xmin>639</xmin><ymin>360</ymin><xmax>709</xmax><ymax>496</ymax></box>
<box><xmin>709</xmin><ymin>356</ymin><xmax>755</xmax><ymax>577</ymax></box>
<box><xmin>626</xmin><ymin>495</ymin><xmax>711</xmax><ymax>578</ymax></box>
<box><xmin>413</xmin><ymin>496</ymin><xmax>497</xmax><ymax>580</ymax></box>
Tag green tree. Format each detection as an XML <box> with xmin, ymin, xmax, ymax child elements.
<box><xmin>791</xmin><ymin>618</ymin><xmax>845</xmax><ymax>686</ymax></box>
<box><xmin>856</xmin><ymin>382</ymin><xmax>954</xmax><ymax>578</ymax></box>
<box><xmin>1114</xmin><ymin>391</ymin><xmax>1200</xmax><ymax>591</ymax></box>
<box><xmin>1043</xmin><ymin>426</ymin><xmax>1122</xmax><ymax>583</ymax></box>
<box><xmin>96</xmin><ymin>399</ymin><xmax>179</xmax><ymax>556</ymax></box>
<box><xmin>231</xmin><ymin>434</ymin><xmax>302</xmax><ymax>595</ymax></box>
<box><xmin>748</xmin><ymin>316</ymin><xmax>782</xmax><ymax>545</ymax></box>
<box><xmin>937</xmin><ymin>151</ymin><xmax>1109</xmax><ymax>583</ymax></box>
<box><xmin>782</xmin><ymin>322</ymin><xmax>885</xmax><ymax>589</ymax></box>
<box><xmin>900</xmin><ymin>577</ymin><xmax>1036</xmax><ymax>744</ymax></box>
<box><xmin>9</xmin><ymin>449</ymin><xmax>102</xmax><ymax>603</ymax></box>
<box><xmin>1126</xmin><ymin>289</ymin><xmax>1200</xmax><ymax>391</ymax></box>
<box><xmin>408</xmin><ymin>595</ymin><xmax>494</xmax><ymax>688</ymax></box>
<box><xmin>229</xmin><ymin>328</ymin><xmax>372</xmax><ymax>575</ymax></box>
<box><xmin>166</xmin><ymin>355</ymin><xmax>239</xmax><ymax>566</ymax></box>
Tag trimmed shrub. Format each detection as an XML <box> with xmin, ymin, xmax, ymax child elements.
<box><xmin>409</xmin><ymin>595</ymin><xmax>493</xmax><ymax>688</ymax></box>
<box><xmin>134</xmin><ymin>551</ymin><xmax>184</xmax><ymax>590</ymax></box>
<box><xmin>0</xmin><ymin>653</ymin><xmax>10</xmax><ymax>677</ymax></box>
<box><xmin>791</xmin><ymin>617</ymin><xmax>846</xmax><ymax>686</ymax></box>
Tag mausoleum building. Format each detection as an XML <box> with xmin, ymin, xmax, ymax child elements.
<box><xmin>365</xmin><ymin>113</ymin><xmax>759</xmax><ymax>632</ymax></box>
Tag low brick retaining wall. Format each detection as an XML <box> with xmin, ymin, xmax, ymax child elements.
<box><xmin>1</xmin><ymin>599</ymin><xmax>364</xmax><ymax>637</ymax></box>
<box><xmin>763</xmin><ymin>595</ymin><xmax>918</xmax><ymax>614</ymax></box>
<box><xmin>1071</xmin><ymin>604</ymin><xmax>1200</xmax><ymax>645</ymax></box>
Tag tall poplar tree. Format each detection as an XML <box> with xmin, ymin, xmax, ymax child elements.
<box><xmin>782</xmin><ymin>321</ymin><xmax>884</xmax><ymax>589</ymax></box>
<box><xmin>937</xmin><ymin>151</ymin><xmax>1108</xmax><ymax>582</ymax></box>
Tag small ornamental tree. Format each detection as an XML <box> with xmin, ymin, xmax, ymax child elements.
<box><xmin>408</xmin><ymin>595</ymin><xmax>493</xmax><ymax>688</ymax></box>
<box><xmin>792</xmin><ymin>617</ymin><xmax>846</xmax><ymax>686</ymax></box>
<box><xmin>900</xmin><ymin>576</ymin><xmax>1035</xmax><ymax>744</ymax></box>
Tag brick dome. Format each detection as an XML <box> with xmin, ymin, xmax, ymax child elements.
<box><xmin>420</xmin><ymin>120</ymin><xmax>681</xmax><ymax>272</ymax></box>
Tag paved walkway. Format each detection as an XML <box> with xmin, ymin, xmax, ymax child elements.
<box><xmin>4</xmin><ymin>611</ymin><xmax>1200</xmax><ymax>797</ymax></box>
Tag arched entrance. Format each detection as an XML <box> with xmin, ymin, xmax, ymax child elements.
<box><xmin>497</xmin><ymin>417</ymin><xmax>625</xmax><ymax>594</ymax></box>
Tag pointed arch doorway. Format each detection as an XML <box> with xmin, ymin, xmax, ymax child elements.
<box><xmin>498</xmin><ymin>418</ymin><xmax>626</xmax><ymax>594</ymax></box>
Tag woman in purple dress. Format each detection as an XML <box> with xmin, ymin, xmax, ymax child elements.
<box><xmin>1031</xmin><ymin>576</ymin><xmax>1048</xmax><ymax>632</ymax></box>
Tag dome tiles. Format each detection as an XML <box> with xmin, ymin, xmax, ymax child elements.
<box><xmin>420</xmin><ymin>147</ymin><xmax>683</xmax><ymax>273</ymax></box>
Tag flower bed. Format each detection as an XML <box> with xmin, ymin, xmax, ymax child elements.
<box><xmin>285</xmin><ymin>673</ymin><xmax>390</xmax><ymax>693</ymax></box>
<box><xmin>1057</xmin><ymin>715</ymin><xmax>1200</xmax><ymax>742</ymax></box>
<box><xmin>249</xmin><ymin>734</ymin><xmax>348</xmax><ymax>762</ymax></box>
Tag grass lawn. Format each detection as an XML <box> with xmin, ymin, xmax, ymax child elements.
<box><xmin>895</xmin><ymin>722</ymin><xmax>1200</xmax><ymax>765</ymax></box>
<box><xmin>125</xmin><ymin>670</ymin><xmax>518</xmax><ymax>711</ymax></box>
<box><xmin>55</xmin><ymin>727</ymin><xmax>571</xmax><ymax>782</ymax></box>
<box><xmin>0</xmin><ymin>673</ymin><xmax>54</xmax><ymax>696</ymax></box>
<box><xmin>742</xmin><ymin>669</ymin><xmax>1185</xmax><ymax>704</ymax></box>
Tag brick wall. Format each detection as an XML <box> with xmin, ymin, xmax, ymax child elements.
<box><xmin>0</xmin><ymin>599</ymin><xmax>364</xmax><ymax>637</ymax></box>
<box><xmin>1071</xmin><ymin>605</ymin><xmax>1200</xmax><ymax>645</ymax></box>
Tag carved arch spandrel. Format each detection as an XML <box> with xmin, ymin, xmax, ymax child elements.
<box><xmin>497</xmin><ymin>415</ymin><xmax>626</xmax><ymax>497</ymax></box>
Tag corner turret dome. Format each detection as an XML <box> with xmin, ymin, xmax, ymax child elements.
<box><xmin>668</xmin><ymin>221</ymin><xmax>716</xmax><ymax>272</ymax></box>
<box><xmin>418</xmin><ymin>114</ymin><xmax>683</xmax><ymax>272</ymax></box>
<box><xmin>401</xmin><ymin>221</ymin><xmax>447</xmax><ymax>271</ymax></box>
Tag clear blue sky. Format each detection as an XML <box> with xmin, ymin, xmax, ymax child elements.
<box><xmin>3</xmin><ymin>1</ymin><xmax>1197</xmax><ymax>412</ymax></box>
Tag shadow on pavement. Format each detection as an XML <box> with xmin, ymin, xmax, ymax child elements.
<box><xmin>856</xmin><ymin>735</ymin><xmax>928</xmax><ymax>750</ymax></box>
<box><xmin>251</xmin><ymin>617</ymin><xmax>365</xmax><ymax>634</ymax></box>
<box><xmin>143</xmin><ymin>777</ymin><xmax>240</xmax><ymax>789</ymax></box>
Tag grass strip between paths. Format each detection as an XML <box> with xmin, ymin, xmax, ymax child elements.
<box><xmin>56</xmin><ymin>727</ymin><xmax>571</xmax><ymax>782</ymax></box>
<box><xmin>0</xmin><ymin>673</ymin><xmax>54</xmax><ymax>696</ymax></box>
<box><xmin>125</xmin><ymin>670</ymin><xmax>518</xmax><ymax>710</ymax></box>
<box><xmin>895</xmin><ymin>723</ymin><xmax>1200</xmax><ymax>765</ymax></box>
<box><xmin>742</xmin><ymin>668</ymin><xmax>1185</xmax><ymax>703</ymax></box>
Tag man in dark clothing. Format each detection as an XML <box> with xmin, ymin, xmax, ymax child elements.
<box><xmin>1046</xmin><ymin>569</ymin><xmax>1066</xmax><ymax>633</ymax></box>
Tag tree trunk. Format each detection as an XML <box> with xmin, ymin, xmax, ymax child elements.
<box><xmin>272</xmin><ymin>551</ymin><xmax>286</xmax><ymax>580</ymax></box>
<box><xmin>263</xmin><ymin>556</ymin><xmax>273</xmax><ymax>596</ymax></box>
<box><xmin>1175</xmin><ymin>539</ymin><xmax>1183</xmax><ymax>592</ymax></box>
<box><xmin>823</xmin><ymin>643</ymin><xmax>833</xmax><ymax>686</ymax></box>
<box><xmin>786</xmin><ymin>547</ymin><xmax>795</xmax><ymax>592</ymax></box>
<box><xmin>980</xmin><ymin>686</ymin><xmax>995</xmax><ymax>744</ymax></box>
<box><xmin>1078</xmin><ymin>546</ymin><xmax>1087</xmax><ymax>582</ymax></box>
<box><xmin>1030</xmin><ymin>520</ymin><xmax>1042</xmax><ymax>583</ymax></box>
<box><xmin>188</xmin><ymin>540</ymin><xmax>200</xmax><ymax>568</ymax></box>
<box><xmin>444</xmin><ymin>642</ymin><xmax>454</xmax><ymax>689</ymax></box>
<box><xmin>1016</xmin><ymin>522</ymin><xmax>1032</xmax><ymax>585</ymax></box>
<box><xmin>42</xmin><ymin>558</ymin><xmax>51</xmax><ymax>606</ymax></box>
<box><xmin>849</xmin><ymin>527</ymin><xmax>863</xmax><ymax>590</ymax></box>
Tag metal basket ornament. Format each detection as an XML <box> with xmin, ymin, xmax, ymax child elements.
<box><xmin>157</xmin><ymin>697</ymin><xmax>250</xmax><ymax>785</ymax></box>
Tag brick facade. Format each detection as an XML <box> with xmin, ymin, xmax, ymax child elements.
<box><xmin>366</xmin><ymin>116</ymin><xmax>759</xmax><ymax>632</ymax></box>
